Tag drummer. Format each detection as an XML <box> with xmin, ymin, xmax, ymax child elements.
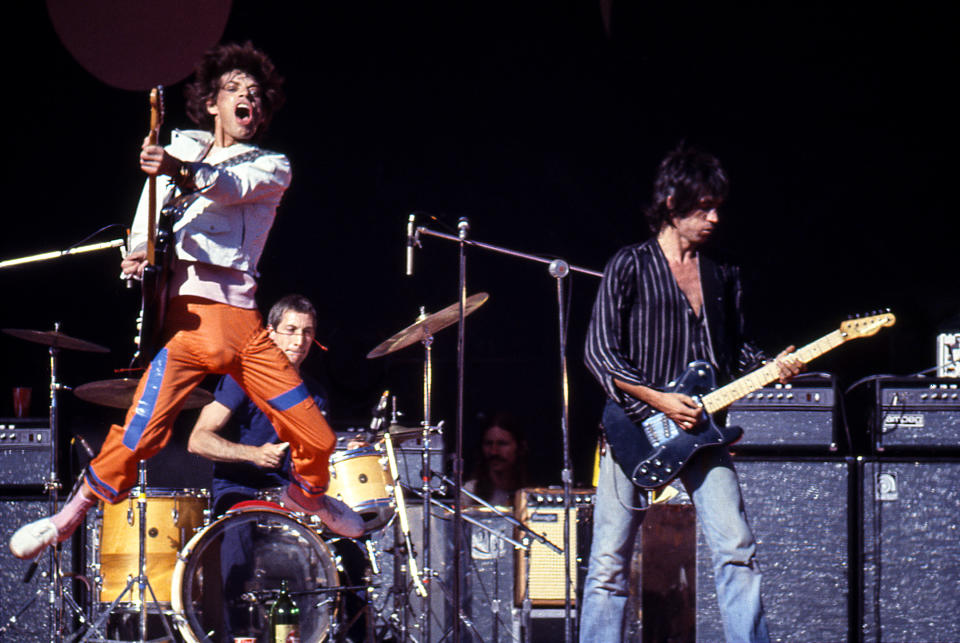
<box><xmin>189</xmin><ymin>294</ymin><xmax>343</xmax><ymax>640</ymax></box>
<box><xmin>188</xmin><ymin>293</ymin><xmax>329</xmax><ymax>517</ymax></box>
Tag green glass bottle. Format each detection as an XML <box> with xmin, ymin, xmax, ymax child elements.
<box><xmin>268</xmin><ymin>579</ymin><xmax>300</xmax><ymax>643</ymax></box>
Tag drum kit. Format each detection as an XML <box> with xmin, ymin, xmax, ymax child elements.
<box><xmin>2</xmin><ymin>292</ymin><xmax>557</xmax><ymax>643</ymax></box>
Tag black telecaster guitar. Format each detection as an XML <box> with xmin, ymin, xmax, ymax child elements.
<box><xmin>135</xmin><ymin>86</ymin><xmax>175</xmax><ymax>366</ymax></box>
<box><xmin>604</xmin><ymin>312</ymin><xmax>896</xmax><ymax>489</ymax></box>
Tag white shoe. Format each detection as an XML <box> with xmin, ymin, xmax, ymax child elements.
<box><xmin>281</xmin><ymin>487</ymin><xmax>365</xmax><ymax>538</ymax></box>
<box><xmin>9</xmin><ymin>518</ymin><xmax>58</xmax><ymax>559</ymax></box>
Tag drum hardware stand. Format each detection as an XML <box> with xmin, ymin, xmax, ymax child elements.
<box><xmin>413</xmin><ymin>220</ymin><xmax>602</xmax><ymax>643</ymax></box>
<box><xmin>80</xmin><ymin>461</ymin><xmax>177</xmax><ymax>643</ymax></box>
<box><xmin>384</xmin><ymin>431</ymin><xmax>429</xmax><ymax>600</ymax></box>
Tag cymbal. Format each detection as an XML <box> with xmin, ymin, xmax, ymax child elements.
<box><xmin>366</xmin><ymin>292</ymin><xmax>489</xmax><ymax>359</ymax></box>
<box><xmin>74</xmin><ymin>378</ymin><xmax>214</xmax><ymax>410</ymax></box>
<box><xmin>382</xmin><ymin>424</ymin><xmax>434</xmax><ymax>442</ymax></box>
<box><xmin>3</xmin><ymin>328</ymin><xmax>110</xmax><ymax>353</ymax></box>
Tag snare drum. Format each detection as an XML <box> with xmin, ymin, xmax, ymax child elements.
<box><xmin>89</xmin><ymin>487</ymin><xmax>208</xmax><ymax>607</ymax></box>
<box><xmin>171</xmin><ymin>503</ymin><xmax>340</xmax><ymax>643</ymax></box>
<box><xmin>326</xmin><ymin>445</ymin><xmax>394</xmax><ymax>531</ymax></box>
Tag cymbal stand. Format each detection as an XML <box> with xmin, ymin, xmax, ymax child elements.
<box><xmin>80</xmin><ymin>461</ymin><xmax>176</xmax><ymax>643</ymax></box>
<box><xmin>417</xmin><ymin>310</ymin><xmax>435</xmax><ymax>643</ymax></box>
<box><xmin>47</xmin><ymin>326</ymin><xmax>65</xmax><ymax>641</ymax></box>
<box><xmin>414</xmin><ymin>222</ymin><xmax>602</xmax><ymax>643</ymax></box>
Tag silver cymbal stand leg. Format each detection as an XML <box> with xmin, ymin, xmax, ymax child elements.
<box><xmin>46</xmin><ymin>328</ymin><xmax>64</xmax><ymax>642</ymax></box>
<box><xmin>420</xmin><ymin>324</ymin><xmax>434</xmax><ymax>643</ymax></box>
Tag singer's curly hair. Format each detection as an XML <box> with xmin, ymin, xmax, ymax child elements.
<box><xmin>645</xmin><ymin>143</ymin><xmax>729</xmax><ymax>234</ymax></box>
<box><xmin>184</xmin><ymin>41</ymin><xmax>285</xmax><ymax>141</ymax></box>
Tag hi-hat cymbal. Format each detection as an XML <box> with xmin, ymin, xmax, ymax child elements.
<box><xmin>366</xmin><ymin>292</ymin><xmax>489</xmax><ymax>359</ymax></box>
<box><xmin>3</xmin><ymin>328</ymin><xmax>110</xmax><ymax>353</ymax></box>
<box><xmin>382</xmin><ymin>424</ymin><xmax>434</xmax><ymax>442</ymax></box>
<box><xmin>74</xmin><ymin>378</ymin><xmax>213</xmax><ymax>410</ymax></box>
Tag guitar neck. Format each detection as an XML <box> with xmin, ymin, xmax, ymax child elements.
<box><xmin>145</xmin><ymin>86</ymin><xmax>162</xmax><ymax>266</ymax></box>
<box><xmin>701</xmin><ymin>329</ymin><xmax>846</xmax><ymax>414</ymax></box>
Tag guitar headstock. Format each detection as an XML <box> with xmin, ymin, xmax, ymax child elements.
<box><xmin>840</xmin><ymin>310</ymin><xmax>896</xmax><ymax>339</ymax></box>
<box><xmin>149</xmin><ymin>85</ymin><xmax>164</xmax><ymax>144</ymax></box>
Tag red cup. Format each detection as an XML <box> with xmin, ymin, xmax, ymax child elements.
<box><xmin>12</xmin><ymin>387</ymin><xmax>31</xmax><ymax>418</ymax></box>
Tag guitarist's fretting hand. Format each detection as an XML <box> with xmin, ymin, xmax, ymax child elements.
<box><xmin>139</xmin><ymin>136</ymin><xmax>179</xmax><ymax>177</ymax></box>
<box><xmin>773</xmin><ymin>345</ymin><xmax>805</xmax><ymax>383</ymax></box>
<box><xmin>615</xmin><ymin>380</ymin><xmax>703</xmax><ymax>431</ymax></box>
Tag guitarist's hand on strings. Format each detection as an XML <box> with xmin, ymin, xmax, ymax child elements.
<box><xmin>772</xmin><ymin>345</ymin><xmax>804</xmax><ymax>383</ymax></box>
<box><xmin>616</xmin><ymin>380</ymin><xmax>702</xmax><ymax>431</ymax></box>
<box><xmin>654</xmin><ymin>392</ymin><xmax>703</xmax><ymax>431</ymax></box>
<box><xmin>140</xmin><ymin>136</ymin><xmax>179</xmax><ymax>177</ymax></box>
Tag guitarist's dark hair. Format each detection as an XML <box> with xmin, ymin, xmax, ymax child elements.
<box><xmin>185</xmin><ymin>41</ymin><xmax>286</xmax><ymax>141</ymax></box>
<box><xmin>645</xmin><ymin>143</ymin><xmax>729</xmax><ymax>234</ymax></box>
<box><xmin>267</xmin><ymin>294</ymin><xmax>317</xmax><ymax>330</ymax></box>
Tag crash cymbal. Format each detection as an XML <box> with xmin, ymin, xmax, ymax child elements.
<box><xmin>74</xmin><ymin>378</ymin><xmax>213</xmax><ymax>410</ymax></box>
<box><xmin>366</xmin><ymin>292</ymin><xmax>489</xmax><ymax>358</ymax></box>
<box><xmin>3</xmin><ymin>328</ymin><xmax>110</xmax><ymax>353</ymax></box>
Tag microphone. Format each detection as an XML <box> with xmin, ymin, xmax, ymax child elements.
<box><xmin>369</xmin><ymin>390</ymin><xmax>390</xmax><ymax>432</ymax></box>
<box><xmin>405</xmin><ymin>213</ymin><xmax>416</xmax><ymax>276</ymax></box>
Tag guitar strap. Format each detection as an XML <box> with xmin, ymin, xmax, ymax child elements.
<box><xmin>163</xmin><ymin>148</ymin><xmax>268</xmax><ymax>221</ymax></box>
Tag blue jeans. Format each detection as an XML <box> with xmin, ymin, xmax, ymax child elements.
<box><xmin>579</xmin><ymin>443</ymin><xmax>769</xmax><ymax>643</ymax></box>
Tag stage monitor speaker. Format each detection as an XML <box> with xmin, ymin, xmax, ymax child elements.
<box><xmin>860</xmin><ymin>459</ymin><xmax>960</xmax><ymax>642</ymax></box>
<box><xmin>0</xmin><ymin>495</ymin><xmax>75</xmax><ymax>642</ymax></box>
<box><xmin>695</xmin><ymin>458</ymin><xmax>853</xmax><ymax>643</ymax></box>
<box><xmin>514</xmin><ymin>488</ymin><xmax>594</xmax><ymax>607</ymax></box>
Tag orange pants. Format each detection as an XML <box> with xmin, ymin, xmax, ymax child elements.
<box><xmin>87</xmin><ymin>296</ymin><xmax>334</xmax><ymax>503</ymax></box>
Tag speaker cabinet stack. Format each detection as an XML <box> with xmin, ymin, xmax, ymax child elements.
<box><xmin>859</xmin><ymin>459</ymin><xmax>960</xmax><ymax>642</ymax></box>
<box><xmin>0</xmin><ymin>494</ymin><xmax>74</xmax><ymax>642</ymax></box>
<box><xmin>695</xmin><ymin>457</ymin><xmax>854</xmax><ymax>643</ymax></box>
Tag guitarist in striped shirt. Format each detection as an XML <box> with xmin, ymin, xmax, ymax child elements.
<box><xmin>579</xmin><ymin>145</ymin><xmax>801</xmax><ymax>642</ymax></box>
<box><xmin>10</xmin><ymin>42</ymin><xmax>362</xmax><ymax>562</ymax></box>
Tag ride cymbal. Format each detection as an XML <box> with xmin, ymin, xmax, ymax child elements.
<box><xmin>74</xmin><ymin>378</ymin><xmax>213</xmax><ymax>410</ymax></box>
<box><xmin>366</xmin><ymin>292</ymin><xmax>489</xmax><ymax>358</ymax></box>
<box><xmin>3</xmin><ymin>328</ymin><xmax>110</xmax><ymax>353</ymax></box>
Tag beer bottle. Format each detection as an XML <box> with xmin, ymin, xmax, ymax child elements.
<box><xmin>268</xmin><ymin>579</ymin><xmax>300</xmax><ymax>643</ymax></box>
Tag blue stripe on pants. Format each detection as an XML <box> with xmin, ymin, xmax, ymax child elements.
<box><xmin>123</xmin><ymin>348</ymin><xmax>168</xmax><ymax>450</ymax></box>
<box><xmin>267</xmin><ymin>382</ymin><xmax>309</xmax><ymax>411</ymax></box>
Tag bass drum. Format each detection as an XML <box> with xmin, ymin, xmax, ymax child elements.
<box><xmin>171</xmin><ymin>503</ymin><xmax>340</xmax><ymax>643</ymax></box>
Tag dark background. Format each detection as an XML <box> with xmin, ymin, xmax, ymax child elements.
<box><xmin>1</xmin><ymin>2</ymin><xmax>955</xmax><ymax>489</ymax></box>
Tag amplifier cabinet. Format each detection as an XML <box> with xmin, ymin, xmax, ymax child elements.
<box><xmin>872</xmin><ymin>378</ymin><xmax>960</xmax><ymax>451</ymax></box>
<box><xmin>695</xmin><ymin>457</ymin><xmax>853</xmax><ymax>643</ymax></box>
<box><xmin>860</xmin><ymin>459</ymin><xmax>960</xmax><ymax>643</ymax></box>
<box><xmin>726</xmin><ymin>375</ymin><xmax>837</xmax><ymax>450</ymax></box>
<box><xmin>0</xmin><ymin>494</ymin><xmax>74</xmax><ymax>642</ymax></box>
<box><xmin>514</xmin><ymin>488</ymin><xmax>593</xmax><ymax>607</ymax></box>
<box><xmin>0</xmin><ymin>422</ymin><xmax>53</xmax><ymax>486</ymax></box>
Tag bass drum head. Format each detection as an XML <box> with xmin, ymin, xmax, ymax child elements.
<box><xmin>171</xmin><ymin>505</ymin><xmax>339</xmax><ymax>643</ymax></box>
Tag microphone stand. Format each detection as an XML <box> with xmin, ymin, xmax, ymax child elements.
<box><xmin>414</xmin><ymin>223</ymin><xmax>601</xmax><ymax>642</ymax></box>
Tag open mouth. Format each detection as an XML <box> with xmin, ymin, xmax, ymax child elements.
<box><xmin>235</xmin><ymin>104</ymin><xmax>253</xmax><ymax>126</ymax></box>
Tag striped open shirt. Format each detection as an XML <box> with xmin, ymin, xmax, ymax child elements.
<box><xmin>584</xmin><ymin>238</ymin><xmax>764</xmax><ymax>424</ymax></box>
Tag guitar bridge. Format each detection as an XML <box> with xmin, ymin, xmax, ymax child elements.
<box><xmin>641</xmin><ymin>413</ymin><xmax>679</xmax><ymax>448</ymax></box>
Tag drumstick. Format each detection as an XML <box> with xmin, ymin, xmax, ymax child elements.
<box><xmin>383</xmin><ymin>433</ymin><xmax>428</xmax><ymax>597</ymax></box>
